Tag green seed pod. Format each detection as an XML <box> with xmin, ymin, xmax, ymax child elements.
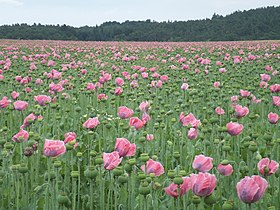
<box><xmin>192</xmin><ymin>195</ymin><xmax>201</xmax><ymax>204</ymax></box>
<box><xmin>90</xmin><ymin>150</ymin><xmax>97</xmax><ymax>157</ymax></box>
<box><xmin>4</xmin><ymin>142</ymin><xmax>14</xmax><ymax>150</ymax></box>
<box><xmin>66</xmin><ymin>143</ymin><xmax>73</xmax><ymax>151</ymax></box>
<box><xmin>19</xmin><ymin>164</ymin><xmax>28</xmax><ymax>174</ymax></box>
<box><xmin>179</xmin><ymin>170</ymin><xmax>187</xmax><ymax>177</ymax></box>
<box><xmin>128</xmin><ymin>158</ymin><xmax>136</xmax><ymax>165</ymax></box>
<box><xmin>27</xmin><ymin>140</ymin><xmax>36</xmax><ymax>147</ymax></box>
<box><xmin>171</xmin><ymin>118</ymin><xmax>177</xmax><ymax>123</ymax></box>
<box><xmin>255</xmin><ymin>152</ymin><xmax>262</xmax><ymax>161</ymax></box>
<box><xmin>263</xmin><ymin>134</ymin><xmax>272</xmax><ymax>141</ymax></box>
<box><xmin>222</xmin><ymin>201</ymin><xmax>234</xmax><ymax>210</ymax></box>
<box><xmin>10</xmin><ymin>164</ymin><xmax>20</xmax><ymax>172</ymax></box>
<box><xmin>243</xmin><ymin>141</ymin><xmax>250</xmax><ymax>147</ymax></box>
<box><xmin>139</xmin><ymin>137</ymin><xmax>146</xmax><ymax>143</ymax></box>
<box><xmin>248</xmin><ymin>141</ymin><xmax>258</xmax><ymax>152</ymax></box>
<box><xmin>146</xmin><ymin>177</ymin><xmax>152</xmax><ymax>183</ymax></box>
<box><xmin>139</xmin><ymin>153</ymin><xmax>149</xmax><ymax>162</ymax></box>
<box><xmin>173</xmin><ymin>151</ymin><xmax>180</xmax><ymax>159</ymax></box>
<box><xmin>174</xmin><ymin>176</ymin><xmax>183</xmax><ymax>185</ymax></box>
<box><xmin>76</xmin><ymin>152</ymin><xmax>83</xmax><ymax>157</ymax></box>
<box><xmin>54</xmin><ymin>161</ymin><xmax>62</xmax><ymax>168</ymax></box>
<box><xmin>0</xmin><ymin>170</ymin><xmax>5</xmax><ymax>178</ymax></box>
<box><xmin>57</xmin><ymin>194</ymin><xmax>70</xmax><ymax>205</ymax></box>
<box><xmin>152</xmin><ymin>155</ymin><xmax>158</xmax><ymax>160</ymax></box>
<box><xmin>139</xmin><ymin>186</ymin><xmax>150</xmax><ymax>195</ymax></box>
<box><xmin>167</xmin><ymin>141</ymin><xmax>173</xmax><ymax>146</ymax></box>
<box><xmin>267</xmin><ymin>206</ymin><xmax>276</xmax><ymax>210</ymax></box>
<box><xmin>222</xmin><ymin>144</ymin><xmax>231</xmax><ymax>152</ymax></box>
<box><xmin>167</xmin><ymin>170</ymin><xmax>175</xmax><ymax>179</ymax></box>
<box><xmin>124</xmin><ymin>163</ymin><xmax>132</xmax><ymax>173</ymax></box>
<box><xmin>221</xmin><ymin>160</ymin><xmax>229</xmax><ymax>165</ymax></box>
<box><xmin>138</xmin><ymin>172</ymin><xmax>146</xmax><ymax>180</ymax></box>
<box><xmin>154</xmin><ymin>182</ymin><xmax>162</xmax><ymax>189</ymax></box>
<box><xmin>204</xmin><ymin>193</ymin><xmax>217</xmax><ymax>205</ymax></box>
<box><xmin>94</xmin><ymin>157</ymin><xmax>103</xmax><ymax>165</ymax></box>
<box><xmin>240</xmin><ymin>165</ymin><xmax>249</xmax><ymax>174</ymax></box>
<box><xmin>84</xmin><ymin>166</ymin><xmax>98</xmax><ymax>179</ymax></box>
<box><xmin>71</xmin><ymin>171</ymin><xmax>79</xmax><ymax>178</ymax></box>
<box><xmin>0</xmin><ymin>138</ymin><xmax>6</xmax><ymax>146</ymax></box>
<box><xmin>118</xmin><ymin>175</ymin><xmax>128</xmax><ymax>184</ymax></box>
<box><xmin>112</xmin><ymin>167</ymin><xmax>123</xmax><ymax>177</ymax></box>
<box><xmin>75</xmin><ymin>106</ymin><xmax>82</xmax><ymax>112</ymax></box>
<box><xmin>44</xmin><ymin>170</ymin><xmax>56</xmax><ymax>180</ymax></box>
<box><xmin>209</xmin><ymin>117</ymin><xmax>219</xmax><ymax>124</ymax></box>
<box><xmin>213</xmin><ymin>139</ymin><xmax>220</xmax><ymax>144</ymax></box>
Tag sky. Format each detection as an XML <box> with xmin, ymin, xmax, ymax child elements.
<box><xmin>0</xmin><ymin>0</ymin><xmax>279</xmax><ymax>27</ymax></box>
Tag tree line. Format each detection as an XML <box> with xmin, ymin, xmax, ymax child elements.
<box><xmin>0</xmin><ymin>6</ymin><xmax>279</xmax><ymax>41</ymax></box>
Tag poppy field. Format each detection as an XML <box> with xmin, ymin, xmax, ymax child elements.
<box><xmin>0</xmin><ymin>40</ymin><xmax>279</xmax><ymax>210</ymax></box>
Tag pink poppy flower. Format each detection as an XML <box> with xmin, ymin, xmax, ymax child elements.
<box><xmin>12</xmin><ymin>129</ymin><xmax>29</xmax><ymax>143</ymax></box>
<box><xmin>257</xmin><ymin>158</ymin><xmax>279</xmax><ymax>176</ymax></box>
<box><xmin>139</xmin><ymin>101</ymin><xmax>150</xmax><ymax>112</ymax></box>
<box><xmin>272</xmin><ymin>96</ymin><xmax>280</xmax><ymax>106</ymax></box>
<box><xmin>179</xmin><ymin>112</ymin><xmax>201</xmax><ymax>128</ymax></box>
<box><xmin>236</xmin><ymin>175</ymin><xmax>268</xmax><ymax>204</ymax></box>
<box><xmin>103</xmin><ymin>151</ymin><xmax>123</xmax><ymax>170</ymax></box>
<box><xmin>141</xmin><ymin>112</ymin><xmax>151</xmax><ymax>124</ymax></box>
<box><xmin>0</xmin><ymin>96</ymin><xmax>11</xmax><ymax>108</ymax></box>
<box><xmin>260</xmin><ymin>74</ymin><xmax>271</xmax><ymax>82</ymax></box>
<box><xmin>97</xmin><ymin>94</ymin><xmax>108</xmax><ymax>101</ymax></box>
<box><xmin>129</xmin><ymin>117</ymin><xmax>145</xmax><ymax>130</ymax></box>
<box><xmin>83</xmin><ymin>117</ymin><xmax>100</xmax><ymax>129</ymax></box>
<box><xmin>235</xmin><ymin>105</ymin><xmax>249</xmax><ymax>118</ymax></box>
<box><xmin>217</xmin><ymin>164</ymin><xmax>233</xmax><ymax>176</ymax></box>
<box><xmin>118</xmin><ymin>106</ymin><xmax>134</xmax><ymax>119</ymax></box>
<box><xmin>181</xmin><ymin>83</ymin><xmax>189</xmax><ymax>90</ymax></box>
<box><xmin>43</xmin><ymin>139</ymin><xmax>66</xmax><ymax>157</ymax></box>
<box><xmin>213</xmin><ymin>82</ymin><xmax>220</xmax><ymax>88</ymax></box>
<box><xmin>240</xmin><ymin>90</ymin><xmax>251</xmax><ymax>98</ymax></box>
<box><xmin>219</xmin><ymin>68</ymin><xmax>227</xmax><ymax>73</ymax></box>
<box><xmin>115</xmin><ymin>77</ymin><xmax>124</xmax><ymax>86</ymax></box>
<box><xmin>267</xmin><ymin>112</ymin><xmax>279</xmax><ymax>124</ymax></box>
<box><xmin>269</xmin><ymin>84</ymin><xmax>280</xmax><ymax>93</ymax></box>
<box><xmin>86</xmin><ymin>83</ymin><xmax>96</xmax><ymax>91</ymax></box>
<box><xmin>215</xmin><ymin>107</ymin><xmax>225</xmax><ymax>115</ymax></box>
<box><xmin>146</xmin><ymin>134</ymin><xmax>154</xmax><ymax>141</ymax></box>
<box><xmin>160</xmin><ymin>75</ymin><xmax>168</xmax><ymax>82</ymax></box>
<box><xmin>141</xmin><ymin>159</ymin><xmax>165</xmax><ymax>176</ymax></box>
<box><xmin>165</xmin><ymin>177</ymin><xmax>192</xmax><ymax>198</ymax></box>
<box><xmin>11</xmin><ymin>91</ymin><xmax>19</xmax><ymax>100</ymax></box>
<box><xmin>259</xmin><ymin>81</ymin><xmax>268</xmax><ymax>88</ymax></box>
<box><xmin>192</xmin><ymin>154</ymin><xmax>213</xmax><ymax>172</ymax></box>
<box><xmin>34</xmin><ymin>95</ymin><xmax>51</xmax><ymax>106</ymax></box>
<box><xmin>13</xmin><ymin>100</ymin><xmax>28</xmax><ymax>111</ymax></box>
<box><xmin>190</xmin><ymin>172</ymin><xmax>216</xmax><ymax>197</ymax></box>
<box><xmin>114</xmin><ymin>87</ymin><xmax>123</xmax><ymax>96</ymax></box>
<box><xmin>114</xmin><ymin>138</ymin><xmax>136</xmax><ymax>157</ymax></box>
<box><xmin>226</xmin><ymin>122</ymin><xmax>244</xmax><ymax>136</ymax></box>
<box><xmin>188</xmin><ymin>128</ymin><xmax>198</xmax><ymax>140</ymax></box>
<box><xmin>21</xmin><ymin>113</ymin><xmax>37</xmax><ymax>128</ymax></box>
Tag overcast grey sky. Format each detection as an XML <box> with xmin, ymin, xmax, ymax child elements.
<box><xmin>0</xmin><ymin>0</ymin><xmax>279</xmax><ymax>26</ymax></box>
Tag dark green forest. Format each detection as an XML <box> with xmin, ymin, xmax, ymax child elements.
<box><xmin>0</xmin><ymin>6</ymin><xmax>279</xmax><ymax>41</ymax></box>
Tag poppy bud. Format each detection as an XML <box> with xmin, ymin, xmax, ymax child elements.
<box><xmin>71</xmin><ymin>171</ymin><xmax>79</xmax><ymax>178</ymax></box>
<box><xmin>174</xmin><ymin>176</ymin><xmax>183</xmax><ymax>185</ymax></box>
<box><xmin>192</xmin><ymin>195</ymin><xmax>201</xmax><ymax>204</ymax></box>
